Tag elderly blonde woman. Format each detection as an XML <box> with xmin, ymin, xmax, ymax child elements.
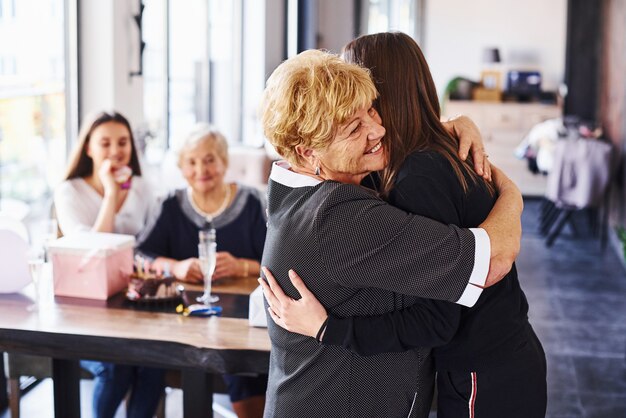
<box><xmin>258</xmin><ymin>49</ymin><xmax>522</xmax><ymax>418</ymax></box>
<box><xmin>137</xmin><ymin>124</ymin><xmax>267</xmax><ymax>417</ymax></box>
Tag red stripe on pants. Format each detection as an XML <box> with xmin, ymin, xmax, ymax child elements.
<box><xmin>468</xmin><ymin>372</ymin><xmax>477</xmax><ymax>418</ymax></box>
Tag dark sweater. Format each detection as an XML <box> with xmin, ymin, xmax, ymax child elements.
<box><xmin>323</xmin><ymin>151</ymin><xmax>532</xmax><ymax>372</ymax></box>
<box><xmin>138</xmin><ymin>185</ymin><xmax>266</xmax><ymax>262</ymax></box>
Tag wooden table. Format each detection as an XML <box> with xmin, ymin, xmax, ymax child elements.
<box><xmin>0</xmin><ymin>275</ymin><xmax>270</xmax><ymax>418</ymax></box>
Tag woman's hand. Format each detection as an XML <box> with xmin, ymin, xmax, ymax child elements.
<box><xmin>91</xmin><ymin>159</ymin><xmax>125</xmax><ymax>232</ymax></box>
<box><xmin>443</xmin><ymin>115</ymin><xmax>491</xmax><ymax>181</ymax></box>
<box><xmin>479</xmin><ymin>164</ymin><xmax>523</xmax><ymax>287</ymax></box>
<box><xmin>172</xmin><ymin>258</ymin><xmax>204</xmax><ymax>283</ymax></box>
<box><xmin>259</xmin><ymin>267</ymin><xmax>328</xmax><ymax>338</ymax></box>
<box><xmin>98</xmin><ymin>159</ymin><xmax>119</xmax><ymax>196</ymax></box>
<box><xmin>213</xmin><ymin>251</ymin><xmax>242</xmax><ymax>279</ymax></box>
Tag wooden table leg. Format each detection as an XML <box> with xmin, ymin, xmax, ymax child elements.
<box><xmin>182</xmin><ymin>369</ymin><xmax>213</xmax><ymax>418</ymax></box>
<box><xmin>0</xmin><ymin>353</ymin><xmax>8</xmax><ymax>412</ymax></box>
<box><xmin>52</xmin><ymin>358</ymin><xmax>81</xmax><ymax>418</ymax></box>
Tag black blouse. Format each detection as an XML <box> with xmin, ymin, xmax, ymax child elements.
<box><xmin>322</xmin><ymin>151</ymin><xmax>532</xmax><ymax>372</ymax></box>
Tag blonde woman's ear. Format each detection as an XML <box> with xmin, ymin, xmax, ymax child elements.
<box><xmin>294</xmin><ymin>145</ymin><xmax>314</xmax><ymax>158</ymax></box>
<box><xmin>294</xmin><ymin>145</ymin><xmax>317</xmax><ymax>168</ymax></box>
<box><xmin>294</xmin><ymin>145</ymin><xmax>323</xmax><ymax>176</ymax></box>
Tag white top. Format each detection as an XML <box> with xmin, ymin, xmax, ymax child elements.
<box><xmin>54</xmin><ymin>176</ymin><xmax>156</xmax><ymax>237</ymax></box>
<box><xmin>270</xmin><ymin>161</ymin><xmax>489</xmax><ymax>307</ymax></box>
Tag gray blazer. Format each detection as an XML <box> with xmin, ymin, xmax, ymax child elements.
<box><xmin>261</xmin><ymin>164</ymin><xmax>487</xmax><ymax>418</ymax></box>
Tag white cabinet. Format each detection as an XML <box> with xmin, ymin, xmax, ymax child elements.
<box><xmin>444</xmin><ymin>101</ymin><xmax>561</xmax><ymax>196</ymax></box>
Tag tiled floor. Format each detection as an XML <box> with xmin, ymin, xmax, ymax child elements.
<box><xmin>2</xmin><ymin>198</ymin><xmax>626</xmax><ymax>418</ymax></box>
<box><xmin>514</xmin><ymin>199</ymin><xmax>626</xmax><ymax>418</ymax></box>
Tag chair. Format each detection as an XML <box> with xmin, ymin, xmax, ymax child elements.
<box><xmin>0</xmin><ymin>360</ymin><xmax>7</xmax><ymax>412</ymax></box>
<box><xmin>3</xmin><ymin>353</ymin><xmax>172</xmax><ymax>418</ymax></box>
<box><xmin>541</xmin><ymin>138</ymin><xmax>613</xmax><ymax>247</ymax></box>
<box><xmin>3</xmin><ymin>354</ymin><xmax>66</xmax><ymax>418</ymax></box>
<box><xmin>0</xmin><ymin>199</ymin><xmax>30</xmax><ymax>222</ymax></box>
<box><xmin>0</xmin><ymin>219</ymin><xmax>31</xmax><ymax>294</ymax></box>
<box><xmin>224</xmin><ymin>146</ymin><xmax>274</xmax><ymax>191</ymax></box>
<box><xmin>0</xmin><ymin>216</ymin><xmax>29</xmax><ymax>243</ymax></box>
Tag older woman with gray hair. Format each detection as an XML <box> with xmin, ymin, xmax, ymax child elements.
<box><xmin>139</xmin><ymin>123</ymin><xmax>265</xmax><ymax>282</ymax></box>
<box><xmin>258</xmin><ymin>49</ymin><xmax>522</xmax><ymax>418</ymax></box>
<box><xmin>137</xmin><ymin>124</ymin><xmax>268</xmax><ymax>417</ymax></box>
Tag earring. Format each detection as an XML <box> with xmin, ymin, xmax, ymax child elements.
<box><xmin>315</xmin><ymin>166</ymin><xmax>320</xmax><ymax>176</ymax></box>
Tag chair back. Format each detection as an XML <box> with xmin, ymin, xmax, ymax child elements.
<box><xmin>0</xmin><ymin>221</ymin><xmax>31</xmax><ymax>293</ymax></box>
<box><xmin>0</xmin><ymin>215</ymin><xmax>29</xmax><ymax>242</ymax></box>
<box><xmin>545</xmin><ymin>138</ymin><xmax>613</xmax><ymax>208</ymax></box>
<box><xmin>224</xmin><ymin>147</ymin><xmax>273</xmax><ymax>191</ymax></box>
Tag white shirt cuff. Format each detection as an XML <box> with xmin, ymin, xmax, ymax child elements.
<box><xmin>455</xmin><ymin>228</ymin><xmax>490</xmax><ymax>307</ymax></box>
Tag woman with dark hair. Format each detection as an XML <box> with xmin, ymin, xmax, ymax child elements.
<box><xmin>258</xmin><ymin>48</ymin><xmax>524</xmax><ymax>418</ymax></box>
<box><xmin>55</xmin><ymin>110</ymin><xmax>151</xmax><ymax>236</ymax></box>
<box><xmin>54</xmin><ymin>110</ymin><xmax>164</xmax><ymax>418</ymax></box>
<box><xmin>261</xmin><ymin>33</ymin><xmax>546</xmax><ymax>418</ymax></box>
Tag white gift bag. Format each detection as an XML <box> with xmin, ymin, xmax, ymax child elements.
<box><xmin>0</xmin><ymin>229</ymin><xmax>31</xmax><ymax>293</ymax></box>
<box><xmin>248</xmin><ymin>285</ymin><xmax>268</xmax><ymax>327</ymax></box>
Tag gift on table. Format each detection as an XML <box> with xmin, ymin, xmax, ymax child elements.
<box><xmin>48</xmin><ymin>232</ymin><xmax>135</xmax><ymax>300</ymax></box>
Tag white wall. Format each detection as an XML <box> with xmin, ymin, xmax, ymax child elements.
<box><xmin>317</xmin><ymin>0</ymin><xmax>355</xmax><ymax>54</ymax></box>
<box><xmin>265</xmin><ymin>0</ymin><xmax>285</xmax><ymax>77</ymax></box>
<box><xmin>423</xmin><ymin>0</ymin><xmax>567</xmax><ymax>97</ymax></box>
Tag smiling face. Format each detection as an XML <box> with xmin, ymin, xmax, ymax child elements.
<box><xmin>313</xmin><ymin>104</ymin><xmax>386</xmax><ymax>184</ymax></box>
<box><xmin>86</xmin><ymin>121</ymin><xmax>133</xmax><ymax>171</ymax></box>
<box><xmin>179</xmin><ymin>139</ymin><xmax>228</xmax><ymax>194</ymax></box>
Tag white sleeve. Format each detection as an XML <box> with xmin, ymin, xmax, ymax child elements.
<box><xmin>454</xmin><ymin>228</ymin><xmax>490</xmax><ymax>307</ymax></box>
<box><xmin>54</xmin><ymin>181</ymin><xmax>92</xmax><ymax>235</ymax></box>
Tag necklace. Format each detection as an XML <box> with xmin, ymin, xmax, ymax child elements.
<box><xmin>187</xmin><ymin>184</ymin><xmax>232</xmax><ymax>221</ymax></box>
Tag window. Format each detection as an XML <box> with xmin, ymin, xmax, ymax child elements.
<box><xmin>142</xmin><ymin>0</ymin><xmax>265</xmax><ymax>161</ymax></box>
<box><xmin>361</xmin><ymin>0</ymin><xmax>424</xmax><ymax>42</ymax></box>
<box><xmin>0</xmin><ymin>0</ymin><xmax>70</xmax><ymax>211</ymax></box>
<box><xmin>141</xmin><ymin>0</ymin><xmax>169</xmax><ymax>162</ymax></box>
<box><xmin>0</xmin><ymin>0</ymin><xmax>16</xmax><ymax>20</ymax></box>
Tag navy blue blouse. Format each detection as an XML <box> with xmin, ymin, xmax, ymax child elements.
<box><xmin>138</xmin><ymin>185</ymin><xmax>267</xmax><ymax>261</ymax></box>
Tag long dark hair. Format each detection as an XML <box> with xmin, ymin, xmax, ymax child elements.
<box><xmin>343</xmin><ymin>32</ymin><xmax>492</xmax><ymax>197</ymax></box>
<box><xmin>64</xmin><ymin>111</ymin><xmax>142</xmax><ymax>180</ymax></box>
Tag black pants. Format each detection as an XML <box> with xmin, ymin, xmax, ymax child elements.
<box><xmin>436</xmin><ymin>328</ymin><xmax>547</xmax><ymax>418</ymax></box>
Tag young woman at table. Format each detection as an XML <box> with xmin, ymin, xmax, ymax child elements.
<box><xmin>54</xmin><ymin>110</ymin><xmax>164</xmax><ymax>418</ymax></box>
<box><xmin>137</xmin><ymin>124</ymin><xmax>267</xmax><ymax>418</ymax></box>
<box><xmin>260</xmin><ymin>33</ymin><xmax>546</xmax><ymax>418</ymax></box>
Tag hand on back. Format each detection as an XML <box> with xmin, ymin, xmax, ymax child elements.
<box><xmin>443</xmin><ymin>115</ymin><xmax>492</xmax><ymax>181</ymax></box>
<box><xmin>259</xmin><ymin>267</ymin><xmax>328</xmax><ymax>338</ymax></box>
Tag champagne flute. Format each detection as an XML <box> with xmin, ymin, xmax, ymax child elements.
<box><xmin>197</xmin><ymin>242</ymin><xmax>219</xmax><ymax>304</ymax></box>
<box><xmin>30</xmin><ymin>219</ymin><xmax>58</xmax><ymax>262</ymax></box>
<box><xmin>27</xmin><ymin>247</ymin><xmax>45</xmax><ymax>304</ymax></box>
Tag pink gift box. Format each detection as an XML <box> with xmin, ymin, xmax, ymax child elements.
<box><xmin>48</xmin><ymin>232</ymin><xmax>135</xmax><ymax>300</ymax></box>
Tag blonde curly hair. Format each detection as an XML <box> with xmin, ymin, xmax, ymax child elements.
<box><xmin>260</xmin><ymin>49</ymin><xmax>378</xmax><ymax>166</ymax></box>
